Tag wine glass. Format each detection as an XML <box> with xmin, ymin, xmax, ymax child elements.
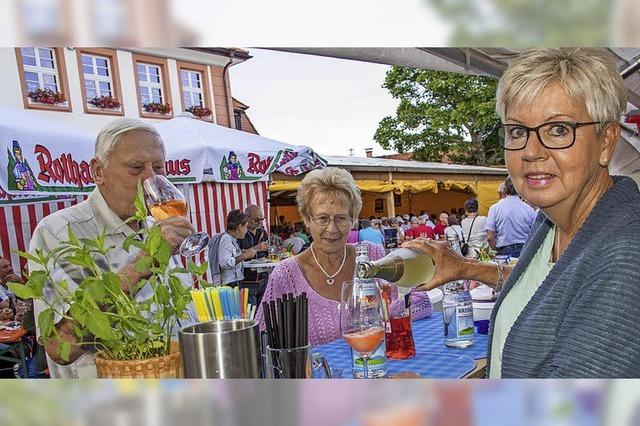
<box><xmin>143</xmin><ymin>174</ymin><xmax>210</xmax><ymax>257</ymax></box>
<box><xmin>340</xmin><ymin>280</ymin><xmax>386</xmax><ymax>379</ymax></box>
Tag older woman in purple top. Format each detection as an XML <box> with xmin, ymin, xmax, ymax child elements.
<box><xmin>256</xmin><ymin>167</ymin><xmax>431</xmax><ymax>346</ymax></box>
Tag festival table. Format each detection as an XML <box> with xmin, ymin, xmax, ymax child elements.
<box><xmin>313</xmin><ymin>312</ymin><xmax>488</xmax><ymax>379</ymax></box>
<box><xmin>243</xmin><ymin>259</ymin><xmax>280</xmax><ymax>273</ymax></box>
<box><xmin>0</xmin><ymin>327</ymin><xmax>28</xmax><ymax>377</ymax></box>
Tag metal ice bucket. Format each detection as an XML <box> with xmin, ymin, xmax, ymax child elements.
<box><xmin>179</xmin><ymin>319</ymin><xmax>262</xmax><ymax>378</ymax></box>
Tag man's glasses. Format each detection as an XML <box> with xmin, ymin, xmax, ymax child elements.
<box><xmin>311</xmin><ymin>214</ymin><xmax>351</xmax><ymax>228</ymax></box>
<box><xmin>497</xmin><ymin>121</ymin><xmax>600</xmax><ymax>151</ymax></box>
<box><xmin>250</xmin><ymin>216</ymin><xmax>265</xmax><ymax>223</ymax></box>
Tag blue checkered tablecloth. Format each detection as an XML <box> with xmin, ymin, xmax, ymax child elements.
<box><xmin>313</xmin><ymin>312</ymin><xmax>488</xmax><ymax>378</ymax></box>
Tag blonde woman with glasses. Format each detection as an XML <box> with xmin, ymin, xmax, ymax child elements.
<box><xmin>255</xmin><ymin>167</ymin><xmax>432</xmax><ymax>345</ymax></box>
<box><xmin>405</xmin><ymin>48</ymin><xmax>640</xmax><ymax>378</ymax></box>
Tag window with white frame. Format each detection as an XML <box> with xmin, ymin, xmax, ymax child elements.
<box><xmin>20</xmin><ymin>47</ymin><xmax>61</xmax><ymax>95</ymax></box>
<box><xmin>137</xmin><ymin>62</ymin><xmax>164</xmax><ymax>106</ymax></box>
<box><xmin>181</xmin><ymin>70</ymin><xmax>204</xmax><ymax>108</ymax></box>
<box><xmin>81</xmin><ymin>53</ymin><xmax>114</xmax><ymax>102</ymax></box>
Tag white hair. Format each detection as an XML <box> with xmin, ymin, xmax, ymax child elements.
<box><xmin>496</xmin><ymin>48</ymin><xmax>627</xmax><ymax>133</ymax></box>
<box><xmin>94</xmin><ymin>118</ymin><xmax>164</xmax><ymax>164</ymax></box>
<box><xmin>296</xmin><ymin>167</ymin><xmax>362</xmax><ymax>220</ymax></box>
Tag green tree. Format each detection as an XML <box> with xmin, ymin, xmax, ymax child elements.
<box><xmin>429</xmin><ymin>0</ymin><xmax>611</xmax><ymax>46</ymax></box>
<box><xmin>375</xmin><ymin>67</ymin><xmax>503</xmax><ymax>166</ymax></box>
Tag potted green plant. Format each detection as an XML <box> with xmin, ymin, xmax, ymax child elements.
<box><xmin>8</xmin><ymin>184</ymin><xmax>208</xmax><ymax>378</ymax></box>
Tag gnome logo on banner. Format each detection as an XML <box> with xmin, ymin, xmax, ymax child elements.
<box><xmin>7</xmin><ymin>140</ymin><xmax>38</xmax><ymax>191</ymax></box>
<box><xmin>220</xmin><ymin>151</ymin><xmax>247</xmax><ymax>181</ymax></box>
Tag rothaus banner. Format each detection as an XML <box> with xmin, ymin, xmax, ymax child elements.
<box><xmin>0</xmin><ymin>106</ymin><xmax>206</xmax><ymax>200</ymax></box>
<box><xmin>155</xmin><ymin>114</ymin><xmax>327</xmax><ymax>183</ymax></box>
<box><xmin>0</xmin><ymin>106</ymin><xmax>325</xmax><ymax>200</ymax></box>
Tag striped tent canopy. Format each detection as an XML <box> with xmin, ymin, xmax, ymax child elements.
<box><xmin>0</xmin><ymin>181</ymin><xmax>268</xmax><ymax>278</ymax></box>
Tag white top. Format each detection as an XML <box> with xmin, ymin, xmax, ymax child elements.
<box><xmin>217</xmin><ymin>233</ymin><xmax>245</xmax><ymax>284</ymax></box>
<box><xmin>461</xmin><ymin>215</ymin><xmax>488</xmax><ymax>257</ymax></box>
<box><xmin>283</xmin><ymin>236</ymin><xmax>306</xmax><ymax>254</ymax></box>
<box><xmin>489</xmin><ymin>226</ymin><xmax>555</xmax><ymax>378</ymax></box>
<box><xmin>28</xmin><ymin>188</ymin><xmax>196</xmax><ymax>378</ymax></box>
<box><xmin>444</xmin><ymin>224</ymin><xmax>463</xmax><ymax>241</ymax></box>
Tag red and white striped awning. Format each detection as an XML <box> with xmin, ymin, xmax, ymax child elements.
<box><xmin>0</xmin><ymin>182</ymin><xmax>269</xmax><ymax>278</ymax></box>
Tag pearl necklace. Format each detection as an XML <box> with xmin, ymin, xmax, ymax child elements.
<box><xmin>310</xmin><ymin>244</ymin><xmax>347</xmax><ymax>286</ymax></box>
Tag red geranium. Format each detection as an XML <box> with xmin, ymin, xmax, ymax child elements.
<box><xmin>28</xmin><ymin>89</ymin><xmax>66</xmax><ymax>105</ymax></box>
<box><xmin>143</xmin><ymin>102</ymin><xmax>172</xmax><ymax>115</ymax></box>
<box><xmin>185</xmin><ymin>105</ymin><xmax>212</xmax><ymax>119</ymax></box>
<box><xmin>89</xmin><ymin>95</ymin><xmax>121</xmax><ymax>109</ymax></box>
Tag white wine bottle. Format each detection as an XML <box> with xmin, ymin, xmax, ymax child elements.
<box><xmin>356</xmin><ymin>248</ymin><xmax>435</xmax><ymax>288</ymax></box>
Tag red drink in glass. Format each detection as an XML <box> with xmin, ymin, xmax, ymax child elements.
<box><xmin>386</xmin><ymin>314</ymin><xmax>416</xmax><ymax>359</ymax></box>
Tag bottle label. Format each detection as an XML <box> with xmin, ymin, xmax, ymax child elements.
<box><xmin>351</xmin><ymin>341</ymin><xmax>388</xmax><ymax>378</ymax></box>
<box><xmin>456</xmin><ymin>304</ymin><xmax>474</xmax><ymax>337</ymax></box>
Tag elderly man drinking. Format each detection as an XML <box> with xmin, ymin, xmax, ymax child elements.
<box><xmin>28</xmin><ymin>118</ymin><xmax>196</xmax><ymax>378</ymax></box>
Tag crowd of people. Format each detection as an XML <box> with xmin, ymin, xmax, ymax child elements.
<box><xmin>1</xmin><ymin>48</ymin><xmax>637</xmax><ymax>379</ymax></box>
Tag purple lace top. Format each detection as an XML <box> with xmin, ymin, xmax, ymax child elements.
<box><xmin>256</xmin><ymin>241</ymin><xmax>433</xmax><ymax>346</ymax></box>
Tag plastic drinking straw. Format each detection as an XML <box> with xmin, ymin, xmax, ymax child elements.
<box><xmin>244</xmin><ymin>289</ymin><xmax>250</xmax><ymax>317</ymax></box>
<box><xmin>196</xmin><ymin>291</ymin><xmax>211</xmax><ymax>322</ymax></box>
<box><xmin>212</xmin><ymin>290</ymin><xmax>223</xmax><ymax>321</ymax></box>
<box><xmin>202</xmin><ymin>289</ymin><xmax>214</xmax><ymax>320</ymax></box>
<box><xmin>201</xmin><ymin>290</ymin><xmax>214</xmax><ymax>320</ymax></box>
<box><xmin>190</xmin><ymin>291</ymin><xmax>204</xmax><ymax>322</ymax></box>
<box><xmin>221</xmin><ymin>288</ymin><xmax>229</xmax><ymax>320</ymax></box>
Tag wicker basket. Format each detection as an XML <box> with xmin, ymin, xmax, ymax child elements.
<box><xmin>94</xmin><ymin>342</ymin><xmax>183</xmax><ymax>378</ymax></box>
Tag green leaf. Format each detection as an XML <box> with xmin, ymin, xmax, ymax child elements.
<box><xmin>58</xmin><ymin>341</ymin><xmax>71</xmax><ymax>363</ymax></box>
<box><xmin>85</xmin><ymin>310</ymin><xmax>115</xmax><ymax>341</ymax></box>
<box><xmin>156</xmin><ymin>239</ymin><xmax>172</xmax><ymax>266</ymax></box>
<box><xmin>168</xmin><ymin>267</ymin><xmax>188</xmax><ymax>274</ymax></box>
<box><xmin>187</xmin><ymin>260</ymin><xmax>208</xmax><ymax>276</ymax></box>
<box><xmin>134</xmin><ymin>180</ymin><xmax>148</xmax><ymax>220</ymax></box>
<box><xmin>8</xmin><ymin>283</ymin><xmax>35</xmax><ymax>300</ymax></box>
<box><xmin>85</xmin><ymin>278</ymin><xmax>106</xmax><ymax>303</ymax></box>
<box><xmin>15</xmin><ymin>250</ymin><xmax>41</xmax><ymax>265</ymax></box>
<box><xmin>155</xmin><ymin>285</ymin><xmax>170</xmax><ymax>305</ymax></box>
<box><xmin>26</xmin><ymin>269</ymin><xmax>50</xmax><ymax>297</ymax></box>
<box><xmin>102</xmin><ymin>272</ymin><xmax>122</xmax><ymax>294</ymax></box>
<box><xmin>135</xmin><ymin>255</ymin><xmax>154</xmax><ymax>273</ymax></box>
<box><xmin>67</xmin><ymin>224</ymin><xmax>79</xmax><ymax>246</ymax></box>
<box><xmin>147</xmin><ymin>226</ymin><xmax>162</xmax><ymax>257</ymax></box>
<box><xmin>69</xmin><ymin>303</ymin><xmax>87</xmax><ymax>327</ymax></box>
<box><xmin>38</xmin><ymin>308</ymin><xmax>55</xmax><ymax>338</ymax></box>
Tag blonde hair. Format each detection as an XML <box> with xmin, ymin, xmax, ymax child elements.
<box><xmin>496</xmin><ymin>48</ymin><xmax>627</xmax><ymax>133</ymax></box>
<box><xmin>95</xmin><ymin>118</ymin><xmax>164</xmax><ymax>165</ymax></box>
<box><xmin>296</xmin><ymin>167</ymin><xmax>362</xmax><ymax>220</ymax></box>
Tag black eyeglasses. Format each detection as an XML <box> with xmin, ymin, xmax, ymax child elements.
<box><xmin>250</xmin><ymin>216</ymin><xmax>265</xmax><ymax>222</ymax></box>
<box><xmin>497</xmin><ymin>121</ymin><xmax>601</xmax><ymax>151</ymax></box>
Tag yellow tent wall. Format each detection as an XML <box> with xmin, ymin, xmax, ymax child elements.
<box><xmin>269</xmin><ymin>179</ymin><xmax>504</xmax><ymax>223</ymax></box>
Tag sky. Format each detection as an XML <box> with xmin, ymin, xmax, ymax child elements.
<box><xmin>229</xmin><ymin>49</ymin><xmax>401</xmax><ymax>158</ymax></box>
<box><xmin>170</xmin><ymin>0</ymin><xmax>450</xmax><ymax>159</ymax></box>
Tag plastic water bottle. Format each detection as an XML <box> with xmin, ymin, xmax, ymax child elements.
<box><xmin>351</xmin><ymin>244</ymin><xmax>388</xmax><ymax>378</ymax></box>
<box><xmin>443</xmin><ymin>279</ymin><xmax>474</xmax><ymax>348</ymax></box>
<box><xmin>442</xmin><ymin>235</ymin><xmax>474</xmax><ymax>347</ymax></box>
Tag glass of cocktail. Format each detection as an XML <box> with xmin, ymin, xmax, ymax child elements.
<box><xmin>143</xmin><ymin>174</ymin><xmax>210</xmax><ymax>257</ymax></box>
<box><xmin>340</xmin><ymin>280</ymin><xmax>386</xmax><ymax>379</ymax></box>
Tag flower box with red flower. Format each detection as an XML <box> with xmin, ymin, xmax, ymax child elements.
<box><xmin>185</xmin><ymin>105</ymin><xmax>212</xmax><ymax>119</ymax></box>
<box><xmin>143</xmin><ymin>102</ymin><xmax>172</xmax><ymax>115</ymax></box>
<box><xmin>28</xmin><ymin>89</ymin><xmax>66</xmax><ymax>106</ymax></box>
<box><xmin>89</xmin><ymin>95</ymin><xmax>121</xmax><ymax>110</ymax></box>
